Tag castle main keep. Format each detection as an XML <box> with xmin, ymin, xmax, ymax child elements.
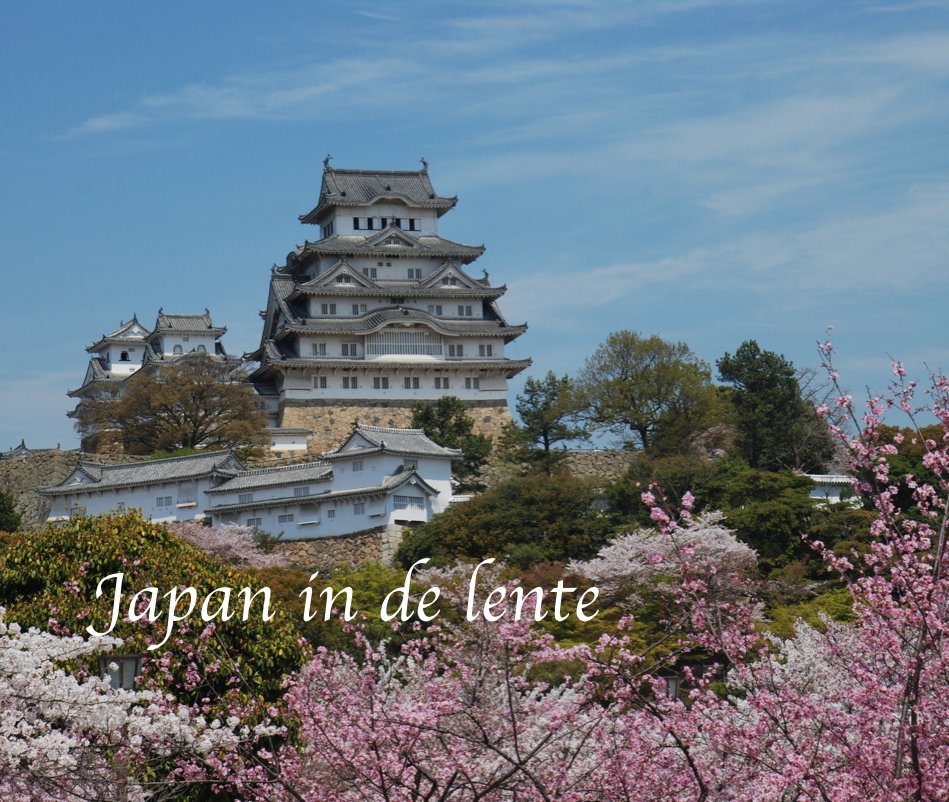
<box><xmin>247</xmin><ymin>161</ymin><xmax>531</xmax><ymax>451</ymax></box>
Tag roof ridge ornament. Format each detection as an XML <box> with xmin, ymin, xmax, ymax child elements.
<box><xmin>323</xmin><ymin>154</ymin><xmax>333</xmax><ymax>169</ymax></box>
<box><xmin>420</xmin><ymin>156</ymin><xmax>428</xmax><ymax>171</ymax></box>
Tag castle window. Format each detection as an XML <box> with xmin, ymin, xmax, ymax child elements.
<box><xmin>427</xmin><ymin>304</ymin><xmax>443</xmax><ymax>315</ymax></box>
<box><xmin>449</xmin><ymin>344</ymin><xmax>464</xmax><ymax>357</ymax></box>
<box><xmin>173</xmin><ymin>344</ymin><xmax>183</xmax><ymax>355</ymax></box>
<box><xmin>435</xmin><ymin>377</ymin><xmax>450</xmax><ymax>390</ymax></box>
<box><xmin>239</xmin><ymin>493</ymin><xmax>254</xmax><ymax>504</ymax></box>
<box><xmin>393</xmin><ymin>218</ymin><xmax>402</xmax><ymax>228</ymax></box>
<box><xmin>367</xmin><ymin>218</ymin><xmax>375</xmax><ymax>230</ymax></box>
<box><xmin>312</xmin><ymin>342</ymin><xmax>326</xmax><ymax>356</ymax></box>
<box><xmin>457</xmin><ymin>305</ymin><xmax>473</xmax><ymax>317</ymax></box>
<box><xmin>343</xmin><ymin>376</ymin><xmax>358</xmax><ymax>389</ymax></box>
<box><xmin>294</xmin><ymin>486</ymin><xmax>310</xmax><ymax>498</ymax></box>
<box><xmin>442</xmin><ymin>276</ymin><xmax>458</xmax><ymax>286</ymax></box>
<box><xmin>479</xmin><ymin>344</ymin><xmax>493</xmax><ymax>357</ymax></box>
<box><xmin>353</xmin><ymin>217</ymin><xmax>361</xmax><ymax>230</ymax></box>
<box><xmin>246</xmin><ymin>517</ymin><xmax>262</xmax><ymax>528</ymax></box>
<box><xmin>404</xmin><ymin>377</ymin><xmax>420</xmax><ymax>389</ymax></box>
<box><xmin>388</xmin><ymin>297</ymin><xmax>405</xmax><ymax>304</ymax></box>
<box><xmin>385</xmin><ymin>237</ymin><xmax>400</xmax><ymax>245</ymax></box>
<box><xmin>394</xmin><ymin>495</ymin><xmax>423</xmax><ymax>511</ymax></box>
<box><xmin>354</xmin><ymin>502</ymin><xmax>365</xmax><ymax>515</ymax></box>
<box><xmin>278</xmin><ymin>513</ymin><xmax>295</xmax><ymax>524</ymax></box>
<box><xmin>353</xmin><ymin>460</ymin><xmax>363</xmax><ymax>472</ymax></box>
<box><xmin>336</xmin><ymin>275</ymin><xmax>352</xmax><ymax>284</ymax></box>
<box><xmin>408</xmin><ymin>219</ymin><xmax>418</xmax><ymax>231</ymax></box>
<box><xmin>341</xmin><ymin>342</ymin><xmax>358</xmax><ymax>357</ymax></box>
<box><xmin>313</xmin><ymin>375</ymin><xmax>327</xmax><ymax>389</ymax></box>
<box><xmin>196</xmin><ymin>345</ymin><xmax>207</xmax><ymax>353</ymax></box>
<box><xmin>120</xmin><ymin>351</ymin><xmax>129</xmax><ymax>362</ymax></box>
<box><xmin>408</xmin><ymin>268</ymin><xmax>422</xmax><ymax>279</ymax></box>
<box><xmin>465</xmin><ymin>377</ymin><xmax>481</xmax><ymax>390</ymax></box>
<box><xmin>352</xmin><ymin>304</ymin><xmax>366</xmax><ymax>315</ymax></box>
<box><xmin>321</xmin><ymin>303</ymin><xmax>337</xmax><ymax>315</ymax></box>
<box><xmin>373</xmin><ymin>376</ymin><xmax>389</xmax><ymax>389</ymax></box>
<box><xmin>327</xmin><ymin>508</ymin><xmax>336</xmax><ymax>519</ymax></box>
<box><xmin>363</xmin><ymin>267</ymin><xmax>377</xmax><ymax>278</ymax></box>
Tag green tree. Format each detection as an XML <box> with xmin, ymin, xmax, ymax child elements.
<box><xmin>410</xmin><ymin>396</ymin><xmax>491</xmax><ymax>486</ymax></box>
<box><xmin>717</xmin><ymin>340</ymin><xmax>833</xmax><ymax>472</ymax></box>
<box><xmin>576</xmin><ymin>331</ymin><xmax>723</xmax><ymax>455</ymax></box>
<box><xmin>395</xmin><ymin>473</ymin><xmax>613</xmax><ymax>568</ymax></box>
<box><xmin>76</xmin><ymin>354</ymin><xmax>266</xmax><ymax>457</ymax></box>
<box><xmin>501</xmin><ymin>372</ymin><xmax>587</xmax><ymax>473</ymax></box>
<box><xmin>0</xmin><ymin>490</ymin><xmax>21</xmax><ymax>532</ymax></box>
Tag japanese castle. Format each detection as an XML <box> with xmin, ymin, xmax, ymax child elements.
<box><xmin>247</xmin><ymin>160</ymin><xmax>531</xmax><ymax>447</ymax></box>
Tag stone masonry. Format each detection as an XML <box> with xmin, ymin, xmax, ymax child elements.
<box><xmin>280</xmin><ymin>398</ymin><xmax>513</xmax><ymax>453</ymax></box>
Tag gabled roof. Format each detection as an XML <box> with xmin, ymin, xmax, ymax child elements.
<box><xmin>206</xmin><ymin>461</ymin><xmax>333</xmax><ymax>494</ymax></box>
<box><xmin>291</xmin><ymin>233</ymin><xmax>484</xmax><ymax>264</ymax></box>
<box><xmin>299</xmin><ymin>259</ymin><xmax>377</xmax><ymax>290</ymax></box>
<box><xmin>300</xmin><ymin>166</ymin><xmax>457</xmax><ymax>224</ymax></box>
<box><xmin>152</xmin><ymin>309</ymin><xmax>226</xmax><ymax>337</ymax></box>
<box><xmin>86</xmin><ymin>316</ymin><xmax>150</xmax><ymax>353</ymax></box>
<box><xmin>419</xmin><ymin>260</ymin><xmax>486</xmax><ymax>292</ymax></box>
<box><xmin>325</xmin><ymin>424</ymin><xmax>462</xmax><ymax>460</ymax></box>
<box><xmin>38</xmin><ymin>451</ymin><xmax>245</xmax><ymax>497</ymax></box>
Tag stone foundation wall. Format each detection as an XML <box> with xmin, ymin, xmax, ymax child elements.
<box><xmin>0</xmin><ymin>450</ymin><xmax>148</xmax><ymax>530</ymax></box>
<box><xmin>564</xmin><ymin>450</ymin><xmax>637</xmax><ymax>482</ymax></box>
<box><xmin>276</xmin><ymin>529</ymin><xmax>385</xmax><ymax>570</ymax></box>
<box><xmin>280</xmin><ymin>399</ymin><xmax>513</xmax><ymax>454</ymax></box>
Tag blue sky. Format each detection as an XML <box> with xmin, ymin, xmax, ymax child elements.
<box><xmin>2</xmin><ymin>0</ymin><xmax>949</xmax><ymax>450</ymax></box>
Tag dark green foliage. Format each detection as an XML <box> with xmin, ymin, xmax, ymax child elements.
<box><xmin>0</xmin><ymin>511</ymin><xmax>306</xmax><ymax>700</ymax></box>
<box><xmin>501</xmin><ymin>372</ymin><xmax>587</xmax><ymax>473</ymax></box>
<box><xmin>395</xmin><ymin>473</ymin><xmax>614</xmax><ymax>568</ymax></box>
<box><xmin>717</xmin><ymin>340</ymin><xmax>833</xmax><ymax>472</ymax></box>
<box><xmin>0</xmin><ymin>489</ymin><xmax>21</xmax><ymax>532</ymax></box>
<box><xmin>576</xmin><ymin>330</ymin><xmax>724</xmax><ymax>456</ymax></box>
<box><xmin>411</xmin><ymin>396</ymin><xmax>492</xmax><ymax>486</ymax></box>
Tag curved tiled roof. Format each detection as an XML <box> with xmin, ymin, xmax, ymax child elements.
<box><xmin>39</xmin><ymin>451</ymin><xmax>244</xmax><ymax>497</ymax></box>
<box><xmin>300</xmin><ymin>166</ymin><xmax>457</xmax><ymax>223</ymax></box>
<box><xmin>152</xmin><ymin>310</ymin><xmax>226</xmax><ymax>336</ymax></box>
<box><xmin>326</xmin><ymin>424</ymin><xmax>461</xmax><ymax>459</ymax></box>
<box><xmin>278</xmin><ymin>307</ymin><xmax>527</xmax><ymax>339</ymax></box>
<box><xmin>207</xmin><ymin>461</ymin><xmax>332</xmax><ymax>494</ymax></box>
<box><xmin>292</xmin><ymin>233</ymin><xmax>484</xmax><ymax>263</ymax></box>
<box><xmin>247</xmin><ymin>341</ymin><xmax>531</xmax><ymax>379</ymax></box>
<box><xmin>86</xmin><ymin>317</ymin><xmax>150</xmax><ymax>353</ymax></box>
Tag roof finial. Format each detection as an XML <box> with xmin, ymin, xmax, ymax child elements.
<box><xmin>420</xmin><ymin>156</ymin><xmax>428</xmax><ymax>171</ymax></box>
<box><xmin>323</xmin><ymin>153</ymin><xmax>333</xmax><ymax>168</ymax></box>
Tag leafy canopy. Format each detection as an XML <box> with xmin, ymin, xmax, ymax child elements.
<box><xmin>501</xmin><ymin>371</ymin><xmax>587</xmax><ymax>473</ymax></box>
<box><xmin>410</xmin><ymin>396</ymin><xmax>491</xmax><ymax>485</ymax></box>
<box><xmin>0</xmin><ymin>490</ymin><xmax>21</xmax><ymax>532</ymax></box>
<box><xmin>576</xmin><ymin>330</ymin><xmax>723</xmax><ymax>455</ymax></box>
<box><xmin>396</xmin><ymin>472</ymin><xmax>614</xmax><ymax>568</ymax></box>
<box><xmin>717</xmin><ymin>339</ymin><xmax>833</xmax><ymax>472</ymax></box>
<box><xmin>76</xmin><ymin>354</ymin><xmax>266</xmax><ymax>456</ymax></box>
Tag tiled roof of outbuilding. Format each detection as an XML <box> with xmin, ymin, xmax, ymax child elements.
<box><xmin>38</xmin><ymin>451</ymin><xmax>244</xmax><ymax>496</ymax></box>
<box><xmin>206</xmin><ymin>461</ymin><xmax>332</xmax><ymax>494</ymax></box>
<box><xmin>326</xmin><ymin>424</ymin><xmax>461</xmax><ymax>459</ymax></box>
<box><xmin>153</xmin><ymin>310</ymin><xmax>226</xmax><ymax>336</ymax></box>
